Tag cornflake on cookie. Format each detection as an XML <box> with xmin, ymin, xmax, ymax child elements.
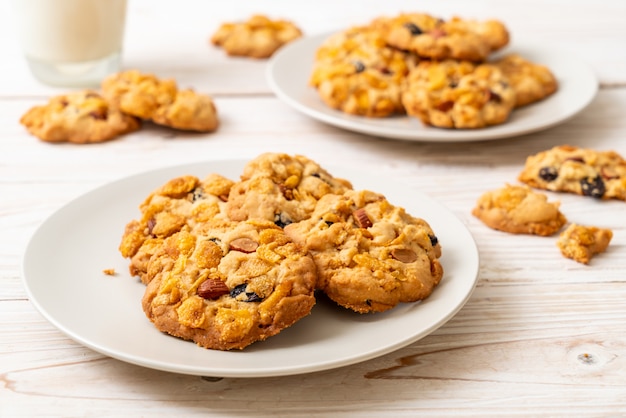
<box><xmin>20</xmin><ymin>90</ymin><xmax>140</xmax><ymax>144</ymax></box>
<box><xmin>557</xmin><ymin>224</ymin><xmax>613</xmax><ymax>264</ymax></box>
<box><xmin>472</xmin><ymin>184</ymin><xmax>567</xmax><ymax>236</ymax></box>
<box><xmin>211</xmin><ymin>14</ymin><xmax>302</xmax><ymax>59</ymax></box>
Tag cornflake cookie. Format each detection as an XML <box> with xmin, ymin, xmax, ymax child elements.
<box><xmin>472</xmin><ymin>184</ymin><xmax>567</xmax><ymax>236</ymax></box>
<box><xmin>227</xmin><ymin>153</ymin><xmax>352</xmax><ymax>226</ymax></box>
<box><xmin>492</xmin><ymin>53</ymin><xmax>558</xmax><ymax>107</ymax></box>
<box><xmin>372</xmin><ymin>13</ymin><xmax>509</xmax><ymax>61</ymax></box>
<box><xmin>211</xmin><ymin>14</ymin><xmax>302</xmax><ymax>59</ymax></box>
<box><xmin>309</xmin><ymin>25</ymin><xmax>418</xmax><ymax>117</ymax></box>
<box><xmin>518</xmin><ymin>145</ymin><xmax>626</xmax><ymax>201</ymax></box>
<box><xmin>20</xmin><ymin>90</ymin><xmax>140</xmax><ymax>144</ymax></box>
<box><xmin>402</xmin><ymin>60</ymin><xmax>516</xmax><ymax>129</ymax></box>
<box><xmin>285</xmin><ymin>190</ymin><xmax>443</xmax><ymax>313</ymax></box>
<box><xmin>119</xmin><ymin>173</ymin><xmax>234</xmax><ymax>283</ymax></box>
<box><xmin>102</xmin><ymin>70</ymin><xmax>218</xmax><ymax>132</ymax></box>
<box><xmin>141</xmin><ymin>220</ymin><xmax>317</xmax><ymax>350</ymax></box>
<box><xmin>557</xmin><ymin>224</ymin><xmax>613</xmax><ymax>264</ymax></box>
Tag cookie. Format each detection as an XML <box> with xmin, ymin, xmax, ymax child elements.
<box><xmin>141</xmin><ymin>219</ymin><xmax>317</xmax><ymax>350</ymax></box>
<box><xmin>119</xmin><ymin>173</ymin><xmax>235</xmax><ymax>283</ymax></box>
<box><xmin>19</xmin><ymin>90</ymin><xmax>140</xmax><ymax>144</ymax></box>
<box><xmin>557</xmin><ymin>224</ymin><xmax>613</xmax><ymax>264</ymax></box>
<box><xmin>284</xmin><ymin>190</ymin><xmax>443</xmax><ymax>313</ymax></box>
<box><xmin>518</xmin><ymin>145</ymin><xmax>626</xmax><ymax>201</ymax></box>
<box><xmin>472</xmin><ymin>184</ymin><xmax>567</xmax><ymax>236</ymax></box>
<box><xmin>492</xmin><ymin>53</ymin><xmax>558</xmax><ymax>107</ymax></box>
<box><xmin>373</xmin><ymin>13</ymin><xmax>509</xmax><ymax>61</ymax></box>
<box><xmin>226</xmin><ymin>153</ymin><xmax>352</xmax><ymax>226</ymax></box>
<box><xmin>102</xmin><ymin>70</ymin><xmax>219</xmax><ymax>132</ymax></box>
<box><xmin>401</xmin><ymin>60</ymin><xmax>516</xmax><ymax>129</ymax></box>
<box><xmin>210</xmin><ymin>14</ymin><xmax>302</xmax><ymax>59</ymax></box>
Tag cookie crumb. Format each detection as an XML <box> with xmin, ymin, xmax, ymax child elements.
<box><xmin>103</xmin><ymin>268</ymin><xmax>117</xmax><ymax>276</ymax></box>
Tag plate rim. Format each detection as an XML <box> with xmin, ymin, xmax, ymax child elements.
<box><xmin>267</xmin><ymin>32</ymin><xmax>599</xmax><ymax>142</ymax></box>
<box><xmin>21</xmin><ymin>159</ymin><xmax>480</xmax><ymax>377</ymax></box>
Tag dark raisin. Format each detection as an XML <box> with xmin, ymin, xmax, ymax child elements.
<box><xmin>325</xmin><ymin>221</ymin><xmax>334</xmax><ymax>227</ymax></box>
<box><xmin>191</xmin><ymin>187</ymin><xmax>205</xmax><ymax>202</ymax></box>
<box><xmin>487</xmin><ymin>90</ymin><xmax>502</xmax><ymax>103</ymax></box>
<box><xmin>449</xmin><ymin>81</ymin><xmax>458</xmax><ymax>88</ymax></box>
<box><xmin>147</xmin><ymin>218</ymin><xmax>156</xmax><ymax>235</ymax></box>
<box><xmin>539</xmin><ymin>167</ymin><xmax>558</xmax><ymax>182</ymax></box>
<box><xmin>429</xmin><ymin>235</ymin><xmax>438</xmax><ymax>246</ymax></box>
<box><xmin>580</xmin><ymin>176</ymin><xmax>605</xmax><ymax>198</ymax></box>
<box><xmin>274</xmin><ymin>212</ymin><xmax>292</xmax><ymax>228</ymax></box>
<box><xmin>229</xmin><ymin>284</ymin><xmax>262</xmax><ymax>302</ymax></box>
<box><xmin>404</xmin><ymin>23</ymin><xmax>423</xmax><ymax>35</ymax></box>
<box><xmin>88</xmin><ymin>110</ymin><xmax>107</xmax><ymax>120</ymax></box>
<box><xmin>353</xmin><ymin>61</ymin><xmax>366</xmax><ymax>73</ymax></box>
<box><xmin>365</xmin><ymin>299</ymin><xmax>372</xmax><ymax>306</ymax></box>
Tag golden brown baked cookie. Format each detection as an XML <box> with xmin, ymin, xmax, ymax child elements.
<box><xmin>372</xmin><ymin>13</ymin><xmax>509</xmax><ymax>61</ymax></box>
<box><xmin>211</xmin><ymin>14</ymin><xmax>302</xmax><ymax>58</ymax></box>
<box><xmin>401</xmin><ymin>60</ymin><xmax>516</xmax><ymax>129</ymax></box>
<box><xmin>119</xmin><ymin>173</ymin><xmax>234</xmax><ymax>283</ymax></box>
<box><xmin>285</xmin><ymin>190</ymin><xmax>443</xmax><ymax>313</ymax></box>
<box><xmin>226</xmin><ymin>153</ymin><xmax>353</xmax><ymax>226</ymax></box>
<box><xmin>492</xmin><ymin>53</ymin><xmax>558</xmax><ymax>107</ymax></box>
<box><xmin>557</xmin><ymin>224</ymin><xmax>613</xmax><ymax>264</ymax></box>
<box><xmin>309</xmin><ymin>25</ymin><xmax>418</xmax><ymax>117</ymax></box>
<box><xmin>19</xmin><ymin>90</ymin><xmax>140</xmax><ymax>144</ymax></box>
<box><xmin>472</xmin><ymin>184</ymin><xmax>567</xmax><ymax>236</ymax></box>
<box><xmin>102</xmin><ymin>70</ymin><xmax>218</xmax><ymax>132</ymax></box>
<box><xmin>142</xmin><ymin>220</ymin><xmax>317</xmax><ymax>350</ymax></box>
<box><xmin>518</xmin><ymin>145</ymin><xmax>626</xmax><ymax>201</ymax></box>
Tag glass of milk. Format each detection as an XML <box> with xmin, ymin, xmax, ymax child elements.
<box><xmin>11</xmin><ymin>0</ymin><xmax>127</xmax><ymax>87</ymax></box>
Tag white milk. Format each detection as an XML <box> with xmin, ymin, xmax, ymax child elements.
<box><xmin>12</xmin><ymin>0</ymin><xmax>127</xmax><ymax>86</ymax></box>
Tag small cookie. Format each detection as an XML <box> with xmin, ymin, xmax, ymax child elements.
<box><xmin>102</xmin><ymin>70</ymin><xmax>218</xmax><ymax>132</ymax></box>
<box><xmin>19</xmin><ymin>90</ymin><xmax>140</xmax><ymax>144</ymax></box>
<box><xmin>557</xmin><ymin>224</ymin><xmax>613</xmax><ymax>264</ymax></box>
<box><xmin>285</xmin><ymin>190</ymin><xmax>443</xmax><ymax>313</ymax></box>
<box><xmin>518</xmin><ymin>145</ymin><xmax>626</xmax><ymax>201</ymax></box>
<box><xmin>472</xmin><ymin>184</ymin><xmax>567</xmax><ymax>236</ymax></box>
<box><xmin>119</xmin><ymin>173</ymin><xmax>234</xmax><ymax>283</ymax></box>
<box><xmin>373</xmin><ymin>13</ymin><xmax>509</xmax><ymax>61</ymax></box>
<box><xmin>210</xmin><ymin>14</ymin><xmax>302</xmax><ymax>58</ymax></box>
<box><xmin>492</xmin><ymin>53</ymin><xmax>558</xmax><ymax>107</ymax></box>
<box><xmin>226</xmin><ymin>153</ymin><xmax>352</xmax><ymax>226</ymax></box>
<box><xmin>141</xmin><ymin>220</ymin><xmax>317</xmax><ymax>350</ymax></box>
<box><xmin>402</xmin><ymin>60</ymin><xmax>516</xmax><ymax>129</ymax></box>
<box><xmin>310</xmin><ymin>25</ymin><xmax>418</xmax><ymax>117</ymax></box>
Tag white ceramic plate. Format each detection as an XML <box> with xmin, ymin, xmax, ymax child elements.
<box><xmin>267</xmin><ymin>33</ymin><xmax>598</xmax><ymax>142</ymax></box>
<box><xmin>22</xmin><ymin>160</ymin><xmax>479</xmax><ymax>377</ymax></box>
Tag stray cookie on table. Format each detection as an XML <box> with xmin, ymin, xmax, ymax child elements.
<box><xmin>371</xmin><ymin>12</ymin><xmax>509</xmax><ymax>62</ymax></box>
<box><xmin>285</xmin><ymin>189</ymin><xmax>443</xmax><ymax>313</ymax></box>
<box><xmin>20</xmin><ymin>90</ymin><xmax>140</xmax><ymax>144</ymax></box>
<box><xmin>557</xmin><ymin>223</ymin><xmax>613</xmax><ymax>264</ymax></box>
<box><xmin>402</xmin><ymin>60</ymin><xmax>516</xmax><ymax>129</ymax></box>
<box><xmin>102</xmin><ymin>70</ymin><xmax>219</xmax><ymax>132</ymax></box>
<box><xmin>472</xmin><ymin>184</ymin><xmax>567</xmax><ymax>236</ymax></box>
<box><xmin>211</xmin><ymin>14</ymin><xmax>302</xmax><ymax>59</ymax></box>
<box><xmin>518</xmin><ymin>145</ymin><xmax>626</xmax><ymax>201</ymax></box>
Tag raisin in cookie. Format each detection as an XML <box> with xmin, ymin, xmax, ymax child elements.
<box><xmin>210</xmin><ymin>14</ymin><xmax>302</xmax><ymax>59</ymax></box>
<box><xmin>102</xmin><ymin>70</ymin><xmax>218</xmax><ymax>132</ymax></box>
<box><xmin>557</xmin><ymin>224</ymin><xmax>613</xmax><ymax>264</ymax></box>
<box><xmin>119</xmin><ymin>173</ymin><xmax>234</xmax><ymax>283</ymax></box>
<box><xmin>20</xmin><ymin>90</ymin><xmax>140</xmax><ymax>144</ymax></box>
<box><xmin>226</xmin><ymin>153</ymin><xmax>352</xmax><ymax>226</ymax></box>
<box><xmin>141</xmin><ymin>220</ymin><xmax>317</xmax><ymax>350</ymax></box>
<box><xmin>285</xmin><ymin>190</ymin><xmax>443</xmax><ymax>313</ymax></box>
<box><xmin>472</xmin><ymin>184</ymin><xmax>567</xmax><ymax>236</ymax></box>
<box><xmin>402</xmin><ymin>60</ymin><xmax>516</xmax><ymax>129</ymax></box>
<box><xmin>518</xmin><ymin>145</ymin><xmax>626</xmax><ymax>201</ymax></box>
<box><xmin>372</xmin><ymin>13</ymin><xmax>509</xmax><ymax>62</ymax></box>
<box><xmin>492</xmin><ymin>54</ymin><xmax>558</xmax><ymax>107</ymax></box>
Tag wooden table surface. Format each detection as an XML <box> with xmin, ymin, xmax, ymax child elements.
<box><xmin>1</xmin><ymin>1</ymin><xmax>625</xmax><ymax>416</ymax></box>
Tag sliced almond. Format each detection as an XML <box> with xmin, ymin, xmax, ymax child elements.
<box><xmin>353</xmin><ymin>208</ymin><xmax>373</xmax><ymax>228</ymax></box>
<box><xmin>197</xmin><ymin>278</ymin><xmax>229</xmax><ymax>299</ymax></box>
<box><xmin>229</xmin><ymin>237</ymin><xmax>259</xmax><ymax>253</ymax></box>
<box><xmin>391</xmin><ymin>248</ymin><xmax>418</xmax><ymax>263</ymax></box>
